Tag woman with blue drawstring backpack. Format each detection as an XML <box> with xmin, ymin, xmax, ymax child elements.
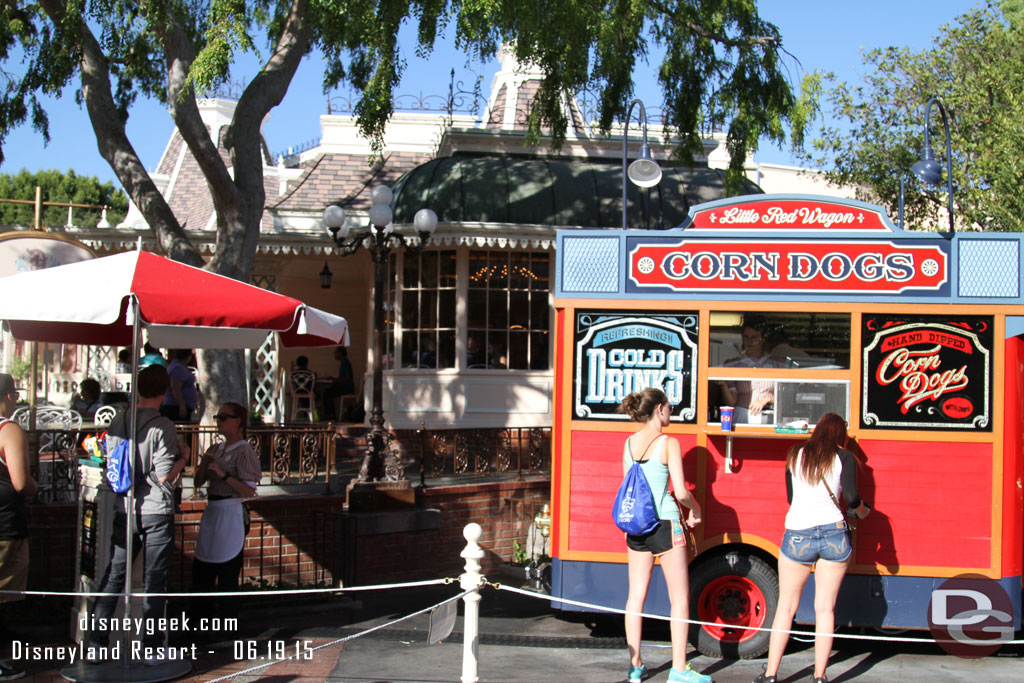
<box><xmin>618</xmin><ymin>387</ymin><xmax>711</xmax><ymax>683</ymax></box>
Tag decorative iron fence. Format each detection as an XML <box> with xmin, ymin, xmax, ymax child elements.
<box><xmin>25</xmin><ymin>423</ymin><xmax>346</xmax><ymax>502</ymax></box>
<box><xmin>175</xmin><ymin>424</ymin><xmax>341</xmax><ymax>491</ymax></box>
<box><xmin>407</xmin><ymin>426</ymin><xmax>551</xmax><ymax>481</ymax></box>
<box><xmin>31</xmin><ymin>429</ymin><xmax>84</xmax><ymax>503</ymax></box>
<box><xmin>25</xmin><ymin>424</ymin><xmax>551</xmax><ymax>506</ymax></box>
<box><xmin>326</xmin><ymin>68</ymin><xmax>485</xmax><ymax>128</ymax></box>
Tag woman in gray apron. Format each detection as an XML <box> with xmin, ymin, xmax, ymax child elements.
<box><xmin>192</xmin><ymin>402</ymin><xmax>260</xmax><ymax>623</ymax></box>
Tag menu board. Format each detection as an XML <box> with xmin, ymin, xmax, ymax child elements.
<box><xmin>861</xmin><ymin>315</ymin><xmax>992</xmax><ymax>430</ymax></box>
<box><xmin>574</xmin><ymin>312</ymin><xmax>698</xmax><ymax>422</ymax></box>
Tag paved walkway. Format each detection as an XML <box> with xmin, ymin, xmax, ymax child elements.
<box><xmin>5</xmin><ymin>583</ymin><xmax>1022</xmax><ymax>681</ymax></box>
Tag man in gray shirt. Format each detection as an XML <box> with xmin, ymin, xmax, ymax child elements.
<box><xmin>89</xmin><ymin>364</ymin><xmax>189</xmax><ymax>659</ymax></box>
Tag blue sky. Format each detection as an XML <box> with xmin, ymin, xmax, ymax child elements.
<box><xmin>0</xmin><ymin>0</ymin><xmax>980</xmax><ymax>187</ymax></box>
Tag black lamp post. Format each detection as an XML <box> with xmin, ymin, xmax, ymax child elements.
<box><xmin>911</xmin><ymin>96</ymin><xmax>956</xmax><ymax>235</ymax></box>
<box><xmin>323</xmin><ymin>185</ymin><xmax>438</xmax><ymax>505</ymax></box>
<box><xmin>621</xmin><ymin>98</ymin><xmax>663</xmax><ymax>230</ymax></box>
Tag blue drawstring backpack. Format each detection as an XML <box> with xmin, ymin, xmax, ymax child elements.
<box><xmin>105</xmin><ymin>438</ymin><xmax>133</xmax><ymax>493</ymax></box>
<box><xmin>105</xmin><ymin>416</ymin><xmax>158</xmax><ymax>493</ymax></box>
<box><xmin>613</xmin><ymin>437</ymin><xmax>662</xmax><ymax>535</ymax></box>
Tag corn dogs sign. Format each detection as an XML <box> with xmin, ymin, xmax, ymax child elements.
<box><xmin>627</xmin><ymin>198</ymin><xmax>948</xmax><ymax>295</ymax></box>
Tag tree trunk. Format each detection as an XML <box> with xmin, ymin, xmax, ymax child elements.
<box><xmin>38</xmin><ymin>0</ymin><xmax>314</xmax><ymax>423</ymax></box>
<box><xmin>198</xmin><ymin>348</ymin><xmax>249</xmax><ymax>423</ymax></box>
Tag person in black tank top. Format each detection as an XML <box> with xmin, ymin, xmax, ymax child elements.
<box><xmin>0</xmin><ymin>373</ymin><xmax>37</xmax><ymax>681</ymax></box>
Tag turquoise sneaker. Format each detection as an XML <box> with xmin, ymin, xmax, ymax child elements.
<box><xmin>667</xmin><ymin>663</ymin><xmax>712</xmax><ymax>683</ymax></box>
<box><xmin>627</xmin><ymin>663</ymin><xmax>647</xmax><ymax>683</ymax></box>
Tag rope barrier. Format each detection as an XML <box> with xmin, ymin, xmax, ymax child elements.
<box><xmin>7</xmin><ymin>514</ymin><xmax>1022</xmax><ymax>683</ymax></box>
<box><xmin>9</xmin><ymin>574</ymin><xmax>1017</xmax><ymax>647</ymax></box>
<box><xmin>492</xmin><ymin>583</ymin><xmax>1024</xmax><ymax>646</ymax></box>
<box><xmin>200</xmin><ymin>589</ymin><xmax>472</xmax><ymax>683</ymax></box>
<box><xmin>0</xmin><ymin>577</ymin><xmax>453</xmax><ymax>599</ymax></box>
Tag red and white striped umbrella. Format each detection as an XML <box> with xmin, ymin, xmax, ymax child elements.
<box><xmin>0</xmin><ymin>250</ymin><xmax>348</xmax><ymax>348</ymax></box>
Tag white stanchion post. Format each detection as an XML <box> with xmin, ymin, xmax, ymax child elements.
<box><xmin>460</xmin><ymin>522</ymin><xmax>484</xmax><ymax>683</ymax></box>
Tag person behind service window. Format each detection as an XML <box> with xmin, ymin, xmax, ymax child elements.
<box><xmin>717</xmin><ymin>317</ymin><xmax>781</xmax><ymax>424</ymax></box>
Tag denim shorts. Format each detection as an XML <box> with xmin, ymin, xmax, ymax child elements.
<box><xmin>780</xmin><ymin>521</ymin><xmax>851</xmax><ymax>565</ymax></box>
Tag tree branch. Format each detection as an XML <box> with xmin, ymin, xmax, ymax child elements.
<box><xmin>216</xmin><ymin>0</ymin><xmax>312</xmax><ymax>270</ymax></box>
<box><xmin>232</xmin><ymin>0</ymin><xmax>313</xmax><ymax>137</ymax></box>
<box><xmin>36</xmin><ymin>0</ymin><xmax>202</xmax><ymax>266</ymax></box>
<box><xmin>156</xmin><ymin>15</ymin><xmax>241</xmax><ymax>214</ymax></box>
<box><xmin>646</xmin><ymin>0</ymin><xmax>779</xmax><ymax>49</ymax></box>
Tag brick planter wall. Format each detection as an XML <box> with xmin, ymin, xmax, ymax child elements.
<box><xmin>27</xmin><ymin>478</ymin><xmax>552</xmax><ymax>593</ymax></box>
<box><xmin>345</xmin><ymin>479</ymin><xmax>551</xmax><ymax>585</ymax></box>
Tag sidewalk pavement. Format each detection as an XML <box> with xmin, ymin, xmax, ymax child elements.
<box><xmin>6</xmin><ymin>581</ymin><xmax>1022</xmax><ymax>682</ymax></box>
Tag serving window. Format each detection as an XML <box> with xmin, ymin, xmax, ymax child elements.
<box><xmin>707</xmin><ymin>311</ymin><xmax>851</xmax><ymax>427</ymax></box>
<box><xmin>709</xmin><ymin>311</ymin><xmax>851</xmax><ymax>369</ymax></box>
<box><xmin>707</xmin><ymin>377</ymin><xmax>849</xmax><ymax>426</ymax></box>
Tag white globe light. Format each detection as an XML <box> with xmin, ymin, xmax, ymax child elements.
<box><xmin>322</xmin><ymin>204</ymin><xmax>345</xmax><ymax>230</ymax></box>
<box><xmin>337</xmin><ymin>219</ymin><xmax>352</xmax><ymax>239</ymax></box>
<box><xmin>370</xmin><ymin>185</ymin><xmax>393</xmax><ymax>206</ymax></box>
<box><xmin>414</xmin><ymin>208</ymin><xmax>438</xmax><ymax>235</ymax></box>
<box><xmin>382</xmin><ymin>223</ymin><xmax>395</xmax><ymax>235</ymax></box>
<box><xmin>368</xmin><ymin>203</ymin><xmax>393</xmax><ymax>229</ymax></box>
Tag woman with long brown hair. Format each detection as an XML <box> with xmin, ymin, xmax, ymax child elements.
<box><xmin>618</xmin><ymin>387</ymin><xmax>709</xmax><ymax>683</ymax></box>
<box><xmin>754</xmin><ymin>412</ymin><xmax>871</xmax><ymax>683</ymax></box>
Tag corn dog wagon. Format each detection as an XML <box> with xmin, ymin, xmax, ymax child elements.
<box><xmin>549</xmin><ymin>194</ymin><xmax>1023</xmax><ymax>658</ymax></box>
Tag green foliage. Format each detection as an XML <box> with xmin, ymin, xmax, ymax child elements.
<box><xmin>1</xmin><ymin>1</ymin><xmax>808</xmax><ymax>197</ymax></box>
<box><xmin>1002</xmin><ymin>0</ymin><xmax>1024</xmax><ymax>31</ymax></box>
<box><xmin>6</xmin><ymin>351</ymin><xmax>40</xmax><ymax>382</ymax></box>
<box><xmin>512</xmin><ymin>539</ymin><xmax>528</xmax><ymax>565</ymax></box>
<box><xmin>0</xmin><ymin>169</ymin><xmax>129</xmax><ymax>227</ymax></box>
<box><xmin>802</xmin><ymin>1</ymin><xmax>1024</xmax><ymax>232</ymax></box>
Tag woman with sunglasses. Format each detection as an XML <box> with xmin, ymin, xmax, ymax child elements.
<box><xmin>192</xmin><ymin>403</ymin><xmax>260</xmax><ymax>617</ymax></box>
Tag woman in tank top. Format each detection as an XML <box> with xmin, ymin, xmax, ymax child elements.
<box><xmin>618</xmin><ymin>387</ymin><xmax>709</xmax><ymax>683</ymax></box>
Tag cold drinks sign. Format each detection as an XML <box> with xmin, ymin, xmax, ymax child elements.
<box><xmin>574</xmin><ymin>312</ymin><xmax>698</xmax><ymax>422</ymax></box>
<box><xmin>626</xmin><ymin>198</ymin><xmax>949</xmax><ymax>295</ymax></box>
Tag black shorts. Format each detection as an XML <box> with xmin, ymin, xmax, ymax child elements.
<box><xmin>625</xmin><ymin>519</ymin><xmax>685</xmax><ymax>556</ymax></box>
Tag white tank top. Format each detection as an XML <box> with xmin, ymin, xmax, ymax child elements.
<box><xmin>784</xmin><ymin>449</ymin><xmax>843</xmax><ymax>530</ymax></box>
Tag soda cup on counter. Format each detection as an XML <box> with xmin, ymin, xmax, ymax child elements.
<box><xmin>720</xmin><ymin>406</ymin><xmax>734</xmax><ymax>431</ymax></box>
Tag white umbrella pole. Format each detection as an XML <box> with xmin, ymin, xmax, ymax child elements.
<box><xmin>28</xmin><ymin>342</ymin><xmax>37</xmax><ymax>430</ymax></box>
<box><xmin>120</xmin><ymin>296</ymin><xmax>140</xmax><ymax>664</ymax></box>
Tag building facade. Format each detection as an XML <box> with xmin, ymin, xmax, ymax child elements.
<box><xmin>2</xmin><ymin>48</ymin><xmax>853</xmax><ymax>429</ymax></box>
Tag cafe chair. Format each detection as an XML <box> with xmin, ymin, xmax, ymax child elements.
<box><xmin>93</xmin><ymin>405</ymin><xmax>118</xmax><ymax>426</ymax></box>
<box><xmin>12</xmin><ymin>405</ymin><xmax>82</xmax><ymax>431</ymax></box>
<box><xmin>289</xmin><ymin>369</ymin><xmax>317</xmax><ymax>423</ymax></box>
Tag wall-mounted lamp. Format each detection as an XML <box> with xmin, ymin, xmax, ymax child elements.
<box><xmin>622</xmin><ymin>98</ymin><xmax>663</xmax><ymax>231</ymax></box>
<box><xmin>319</xmin><ymin>261</ymin><xmax>333</xmax><ymax>289</ymax></box>
<box><xmin>911</xmin><ymin>96</ymin><xmax>955</xmax><ymax>235</ymax></box>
